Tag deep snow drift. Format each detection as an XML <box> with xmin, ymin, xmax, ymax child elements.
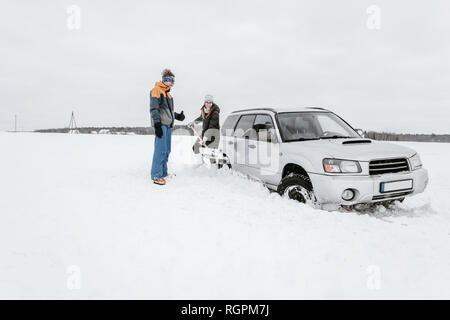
<box><xmin>0</xmin><ymin>132</ymin><xmax>449</xmax><ymax>299</ymax></box>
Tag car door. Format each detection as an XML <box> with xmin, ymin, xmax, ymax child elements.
<box><xmin>252</xmin><ymin>114</ymin><xmax>280</xmax><ymax>185</ymax></box>
<box><xmin>232</xmin><ymin>114</ymin><xmax>256</xmax><ymax>174</ymax></box>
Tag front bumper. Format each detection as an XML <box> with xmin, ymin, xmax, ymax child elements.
<box><xmin>309</xmin><ymin>168</ymin><xmax>428</xmax><ymax>209</ymax></box>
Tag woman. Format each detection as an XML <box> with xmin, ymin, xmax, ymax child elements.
<box><xmin>190</xmin><ymin>94</ymin><xmax>220</xmax><ymax>153</ymax></box>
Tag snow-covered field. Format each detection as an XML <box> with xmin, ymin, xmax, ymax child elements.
<box><xmin>0</xmin><ymin>132</ymin><xmax>449</xmax><ymax>299</ymax></box>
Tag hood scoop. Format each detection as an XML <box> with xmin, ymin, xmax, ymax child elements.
<box><xmin>342</xmin><ymin>139</ymin><xmax>372</xmax><ymax>145</ymax></box>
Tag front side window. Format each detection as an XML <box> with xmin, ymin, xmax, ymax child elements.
<box><xmin>253</xmin><ymin>114</ymin><xmax>277</xmax><ymax>142</ymax></box>
<box><xmin>277</xmin><ymin>112</ymin><xmax>359</xmax><ymax>142</ymax></box>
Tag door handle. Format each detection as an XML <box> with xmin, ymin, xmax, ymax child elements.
<box><xmin>249</xmin><ymin>144</ymin><xmax>256</xmax><ymax>149</ymax></box>
<box><xmin>228</xmin><ymin>141</ymin><xmax>235</xmax><ymax>145</ymax></box>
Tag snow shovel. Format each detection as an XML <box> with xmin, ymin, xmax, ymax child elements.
<box><xmin>188</xmin><ymin>122</ymin><xmax>228</xmax><ymax>166</ymax></box>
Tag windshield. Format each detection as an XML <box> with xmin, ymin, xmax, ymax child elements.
<box><xmin>277</xmin><ymin>112</ymin><xmax>360</xmax><ymax>142</ymax></box>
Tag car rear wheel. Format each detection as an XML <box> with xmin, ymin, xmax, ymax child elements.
<box><xmin>278</xmin><ymin>173</ymin><xmax>316</xmax><ymax>206</ymax></box>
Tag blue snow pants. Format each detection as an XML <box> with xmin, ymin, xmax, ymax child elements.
<box><xmin>151</xmin><ymin>125</ymin><xmax>172</xmax><ymax>180</ymax></box>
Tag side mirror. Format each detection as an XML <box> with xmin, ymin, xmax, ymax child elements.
<box><xmin>355</xmin><ymin>129</ymin><xmax>364</xmax><ymax>137</ymax></box>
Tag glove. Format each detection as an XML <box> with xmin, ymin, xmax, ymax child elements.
<box><xmin>154</xmin><ymin>122</ymin><xmax>163</xmax><ymax>138</ymax></box>
<box><xmin>175</xmin><ymin>111</ymin><xmax>185</xmax><ymax>121</ymax></box>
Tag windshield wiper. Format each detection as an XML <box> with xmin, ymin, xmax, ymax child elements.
<box><xmin>319</xmin><ymin>135</ymin><xmax>353</xmax><ymax>139</ymax></box>
<box><xmin>285</xmin><ymin>137</ymin><xmax>320</xmax><ymax>142</ymax></box>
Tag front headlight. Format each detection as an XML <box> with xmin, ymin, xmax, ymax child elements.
<box><xmin>323</xmin><ymin>158</ymin><xmax>362</xmax><ymax>173</ymax></box>
<box><xmin>410</xmin><ymin>153</ymin><xmax>423</xmax><ymax>170</ymax></box>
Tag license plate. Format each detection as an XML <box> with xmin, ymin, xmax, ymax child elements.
<box><xmin>380</xmin><ymin>179</ymin><xmax>413</xmax><ymax>193</ymax></box>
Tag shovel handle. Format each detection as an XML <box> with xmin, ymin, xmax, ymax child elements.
<box><xmin>189</xmin><ymin>124</ymin><xmax>207</xmax><ymax>147</ymax></box>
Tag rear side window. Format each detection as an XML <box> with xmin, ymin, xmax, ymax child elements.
<box><xmin>234</xmin><ymin>115</ymin><xmax>257</xmax><ymax>140</ymax></box>
<box><xmin>221</xmin><ymin>114</ymin><xmax>240</xmax><ymax>136</ymax></box>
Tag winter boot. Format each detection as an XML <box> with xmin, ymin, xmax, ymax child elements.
<box><xmin>153</xmin><ymin>178</ymin><xmax>166</xmax><ymax>185</ymax></box>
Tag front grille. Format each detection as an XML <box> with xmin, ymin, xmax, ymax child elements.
<box><xmin>369</xmin><ymin>158</ymin><xmax>409</xmax><ymax>175</ymax></box>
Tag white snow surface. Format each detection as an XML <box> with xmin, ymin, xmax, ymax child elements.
<box><xmin>0</xmin><ymin>132</ymin><xmax>449</xmax><ymax>299</ymax></box>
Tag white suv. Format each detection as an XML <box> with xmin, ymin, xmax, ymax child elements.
<box><xmin>216</xmin><ymin>107</ymin><xmax>429</xmax><ymax>210</ymax></box>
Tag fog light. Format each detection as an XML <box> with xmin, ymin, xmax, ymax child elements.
<box><xmin>342</xmin><ymin>189</ymin><xmax>355</xmax><ymax>201</ymax></box>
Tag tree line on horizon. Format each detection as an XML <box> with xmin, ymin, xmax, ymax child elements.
<box><xmin>364</xmin><ymin>131</ymin><xmax>450</xmax><ymax>143</ymax></box>
<box><xmin>34</xmin><ymin>126</ymin><xmax>450</xmax><ymax>143</ymax></box>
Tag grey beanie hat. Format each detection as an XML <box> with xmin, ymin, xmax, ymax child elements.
<box><xmin>204</xmin><ymin>94</ymin><xmax>214</xmax><ymax>103</ymax></box>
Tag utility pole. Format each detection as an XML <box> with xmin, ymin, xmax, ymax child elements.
<box><xmin>68</xmin><ymin>111</ymin><xmax>79</xmax><ymax>133</ymax></box>
<box><xmin>14</xmin><ymin>114</ymin><xmax>17</xmax><ymax>132</ymax></box>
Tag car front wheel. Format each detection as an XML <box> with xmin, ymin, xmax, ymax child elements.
<box><xmin>277</xmin><ymin>173</ymin><xmax>317</xmax><ymax>206</ymax></box>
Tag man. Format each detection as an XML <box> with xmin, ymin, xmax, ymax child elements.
<box><xmin>190</xmin><ymin>94</ymin><xmax>220</xmax><ymax>153</ymax></box>
<box><xmin>150</xmin><ymin>69</ymin><xmax>185</xmax><ymax>185</ymax></box>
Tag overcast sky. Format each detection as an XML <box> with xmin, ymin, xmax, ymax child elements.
<box><xmin>1</xmin><ymin>0</ymin><xmax>449</xmax><ymax>133</ymax></box>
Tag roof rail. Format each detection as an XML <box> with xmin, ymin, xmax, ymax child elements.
<box><xmin>231</xmin><ymin>107</ymin><xmax>277</xmax><ymax>114</ymax></box>
<box><xmin>306</xmin><ymin>106</ymin><xmax>329</xmax><ymax>111</ymax></box>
